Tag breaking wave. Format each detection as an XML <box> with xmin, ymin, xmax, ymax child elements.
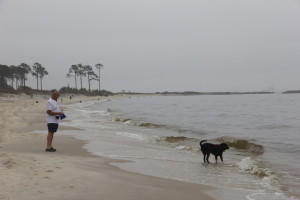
<box><xmin>114</xmin><ymin>118</ymin><xmax>131</xmax><ymax>122</ymax></box>
<box><xmin>160</xmin><ymin>136</ymin><xmax>265</xmax><ymax>155</ymax></box>
<box><xmin>139</xmin><ymin>122</ymin><xmax>165</xmax><ymax>128</ymax></box>
<box><xmin>164</xmin><ymin>136</ymin><xmax>188</xmax><ymax>143</ymax></box>
<box><xmin>236</xmin><ymin>157</ymin><xmax>282</xmax><ymax>194</ymax></box>
<box><xmin>237</xmin><ymin>157</ymin><xmax>273</xmax><ymax>178</ymax></box>
<box><xmin>110</xmin><ymin>116</ymin><xmax>265</xmax><ymax>155</ymax></box>
<box><xmin>219</xmin><ymin>136</ymin><xmax>264</xmax><ymax>155</ymax></box>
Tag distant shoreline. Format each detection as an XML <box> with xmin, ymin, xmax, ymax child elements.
<box><xmin>136</xmin><ymin>91</ymin><xmax>275</xmax><ymax>95</ymax></box>
<box><xmin>282</xmin><ymin>90</ymin><xmax>300</xmax><ymax>94</ymax></box>
<box><xmin>1</xmin><ymin>88</ymin><xmax>300</xmax><ymax>97</ymax></box>
<box><xmin>117</xmin><ymin>91</ymin><xmax>300</xmax><ymax>96</ymax></box>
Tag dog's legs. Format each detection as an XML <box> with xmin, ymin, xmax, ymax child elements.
<box><xmin>220</xmin><ymin>154</ymin><xmax>223</xmax><ymax>162</ymax></box>
<box><xmin>202</xmin><ymin>151</ymin><xmax>207</xmax><ymax>163</ymax></box>
<box><xmin>204</xmin><ymin>155</ymin><xmax>207</xmax><ymax>163</ymax></box>
<box><xmin>202</xmin><ymin>154</ymin><xmax>206</xmax><ymax>163</ymax></box>
<box><xmin>215</xmin><ymin>155</ymin><xmax>218</xmax><ymax>163</ymax></box>
<box><xmin>206</xmin><ymin>153</ymin><xmax>210</xmax><ymax>163</ymax></box>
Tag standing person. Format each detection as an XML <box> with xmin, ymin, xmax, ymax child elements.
<box><xmin>45</xmin><ymin>90</ymin><xmax>64</xmax><ymax>152</ymax></box>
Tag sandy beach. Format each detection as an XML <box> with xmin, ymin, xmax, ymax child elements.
<box><xmin>0</xmin><ymin>93</ymin><xmax>215</xmax><ymax>200</ymax></box>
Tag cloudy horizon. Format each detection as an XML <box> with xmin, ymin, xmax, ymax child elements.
<box><xmin>1</xmin><ymin>0</ymin><xmax>299</xmax><ymax>93</ymax></box>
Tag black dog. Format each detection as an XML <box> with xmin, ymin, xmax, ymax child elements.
<box><xmin>200</xmin><ymin>140</ymin><xmax>229</xmax><ymax>163</ymax></box>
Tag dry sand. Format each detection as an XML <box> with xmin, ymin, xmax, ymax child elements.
<box><xmin>0</xmin><ymin>93</ymin><xmax>215</xmax><ymax>200</ymax></box>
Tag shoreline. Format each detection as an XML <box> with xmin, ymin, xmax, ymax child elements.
<box><xmin>0</xmin><ymin>93</ymin><xmax>216</xmax><ymax>200</ymax></box>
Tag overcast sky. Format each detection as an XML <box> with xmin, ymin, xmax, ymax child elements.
<box><xmin>0</xmin><ymin>0</ymin><xmax>299</xmax><ymax>93</ymax></box>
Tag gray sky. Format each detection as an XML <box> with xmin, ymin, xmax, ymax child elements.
<box><xmin>1</xmin><ymin>0</ymin><xmax>299</xmax><ymax>93</ymax></box>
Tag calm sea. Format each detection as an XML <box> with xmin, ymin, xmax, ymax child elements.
<box><xmin>60</xmin><ymin>94</ymin><xmax>300</xmax><ymax>200</ymax></box>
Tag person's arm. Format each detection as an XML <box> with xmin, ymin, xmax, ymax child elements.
<box><xmin>46</xmin><ymin>110</ymin><xmax>64</xmax><ymax>116</ymax></box>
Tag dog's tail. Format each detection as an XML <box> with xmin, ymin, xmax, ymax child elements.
<box><xmin>200</xmin><ymin>140</ymin><xmax>207</xmax><ymax>146</ymax></box>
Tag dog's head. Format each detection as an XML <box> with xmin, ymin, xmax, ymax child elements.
<box><xmin>220</xmin><ymin>143</ymin><xmax>229</xmax><ymax>151</ymax></box>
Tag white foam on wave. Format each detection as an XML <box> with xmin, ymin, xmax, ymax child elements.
<box><xmin>115</xmin><ymin>132</ymin><xmax>159</xmax><ymax>142</ymax></box>
<box><xmin>64</xmin><ymin>100</ymin><xmax>96</xmax><ymax>109</ymax></box>
<box><xmin>246</xmin><ymin>191</ymin><xmax>295</xmax><ymax>200</ymax></box>
<box><xmin>71</xmin><ymin>109</ymin><xmax>108</xmax><ymax>115</ymax></box>
<box><xmin>175</xmin><ymin>145</ymin><xmax>186</xmax><ymax>150</ymax></box>
<box><xmin>236</xmin><ymin>157</ymin><xmax>294</xmax><ymax>200</ymax></box>
<box><xmin>237</xmin><ymin>157</ymin><xmax>272</xmax><ymax>177</ymax></box>
<box><xmin>175</xmin><ymin>145</ymin><xmax>192</xmax><ymax>150</ymax></box>
<box><xmin>237</xmin><ymin>157</ymin><xmax>257</xmax><ymax>172</ymax></box>
<box><xmin>124</xmin><ymin>120</ymin><xmax>131</xmax><ymax>125</ymax></box>
<box><xmin>62</xmin><ymin>119</ymin><xmax>109</xmax><ymax>130</ymax></box>
<box><xmin>113</xmin><ymin>118</ymin><xmax>131</xmax><ymax>123</ymax></box>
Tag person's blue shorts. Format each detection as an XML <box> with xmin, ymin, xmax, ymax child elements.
<box><xmin>47</xmin><ymin>123</ymin><xmax>59</xmax><ymax>133</ymax></box>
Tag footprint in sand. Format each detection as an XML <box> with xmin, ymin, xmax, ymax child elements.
<box><xmin>3</xmin><ymin>159</ymin><xmax>15</xmax><ymax>169</ymax></box>
<box><xmin>64</xmin><ymin>185</ymin><xmax>74</xmax><ymax>190</ymax></box>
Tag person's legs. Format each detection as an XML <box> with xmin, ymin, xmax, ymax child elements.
<box><xmin>46</xmin><ymin>123</ymin><xmax>58</xmax><ymax>152</ymax></box>
<box><xmin>47</xmin><ymin>132</ymin><xmax>54</xmax><ymax>149</ymax></box>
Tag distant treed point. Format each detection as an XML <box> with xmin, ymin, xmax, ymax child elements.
<box><xmin>0</xmin><ymin>63</ymin><xmax>43</xmax><ymax>90</ymax></box>
<box><xmin>0</xmin><ymin>62</ymin><xmax>109</xmax><ymax>96</ymax></box>
<box><xmin>66</xmin><ymin>63</ymin><xmax>104</xmax><ymax>94</ymax></box>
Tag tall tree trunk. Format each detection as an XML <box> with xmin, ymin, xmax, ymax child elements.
<box><xmin>87</xmin><ymin>74</ymin><xmax>91</xmax><ymax>92</ymax></box>
<box><xmin>98</xmin><ymin>69</ymin><xmax>100</xmax><ymax>91</ymax></box>
<box><xmin>75</xmin><ymin>75</ymin><xmax>77</xmax><ymax>90</ymax></box>
<box><xmin>36</xmin><ymin>76</ymin><xmax>39</xmax><ymax>90</ymax></box>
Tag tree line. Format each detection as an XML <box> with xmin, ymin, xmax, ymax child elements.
<box><xmin>66</xmin><ymin>63</ymin><xmax>103</xmax><ymax>92</ymax></box>
<box><xmin>0</xmin><ymin>63</ymin><xmax>104</xmax><ymax>92</ymax></box>
<box><xmin>0</xmin><ymin>63</ymin><xmax>48</xmax><ymax>90</ymax></box>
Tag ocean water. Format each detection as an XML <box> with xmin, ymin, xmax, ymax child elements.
<box><xmin>60</xmin><ymin>94</ymin><xmax>300</xmax><ymax>200</ymax></box>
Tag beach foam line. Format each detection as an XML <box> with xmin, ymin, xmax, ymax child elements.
<box><xmin>235</xmin><ymin>157</ymin><xmax>294</xmax><ymax>200</ymax></box>
<box><xmin>115</xmin><ymin>132</ymin><xmax>160</xmax><ymax>142</ymax></box>
<box><xmin>237</xmin><ymin>157</ymin><xmax>272</xmax><ymax>178</ymax></box>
